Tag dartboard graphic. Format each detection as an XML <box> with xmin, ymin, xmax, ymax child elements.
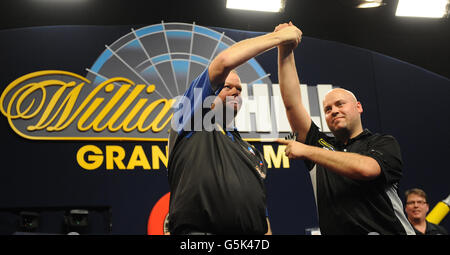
<box><xmin>0</xmin><ymin>22</ymin><xmax>277</xmax><ymax>141</ymax></box>
<box><xmin>86</xmin><ymin>22</ymin><xmax>271</xmax><ymax>100</ymax></box>
<box><xmin>82</xmin><ymin>22</ymin><xmax>274</xmax><ymax>140</ymax></box>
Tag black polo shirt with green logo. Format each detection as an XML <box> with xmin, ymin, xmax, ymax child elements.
<box><xmin>304</xmin><ymin>121</ymin><xmax>415</xmax><ymax>235</ymax></box>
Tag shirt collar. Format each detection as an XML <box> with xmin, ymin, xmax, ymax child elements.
<box><xmin>350</xmin><ymin>128</ymin><xmax>372</xmax><ymax>142</ymax></box>
<box><xmin>335</xmin><ymin>128</ymin><xmax>372</xmax><ymax>147</ymax></box>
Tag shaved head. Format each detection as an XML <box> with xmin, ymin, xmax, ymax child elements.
<box><xmin>324</xmin><ymin>88</ymin><xmax>357</xmax><ymax>104</ymax></box>
<box><xmin>322</xmin><ymin>88</ymin><xmax>363</xmax><ymax>142</ymax></box>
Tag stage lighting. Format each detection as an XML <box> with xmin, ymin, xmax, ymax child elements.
<box><xmin>356</xmin><ymin>0</ymin><xmax>385</xmax><ymax>8</ymax></box>
<box><xmin>226</xmin><ymin>0</ymin><xmax>286</xmax><ymax>13</ymax></box>
<box><xmin>396</xmin><ymin>0</ymin><xmax>449</xmax><ymax>18</ymax></box>
<box><xmin>19</xmin><ymin>211</ymin><xmax>40</xmax><ymax>232</ymax></box>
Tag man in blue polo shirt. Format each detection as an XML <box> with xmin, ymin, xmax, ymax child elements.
<box><xmin>167</xmin><ymin>24</ymin><xmax>302</xmax><ymax>235</ymax></box>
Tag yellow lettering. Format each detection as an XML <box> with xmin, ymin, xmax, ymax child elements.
<box><xmin>26</xmin><ymin>81</ymin><xmax>78</xmax><ymax>131</ymax></box>
<box><xmin>75</xmin><ymin>144</ymin><xmax>173</xmax><ymax>171</ymax></box>
<box><xmin>137</xmin><ymin>99</ymin><xmax>175</xmax><ymax>132</ymax></box>
<box><xmin>106</xmin><ymin>145</ymin><xmax>126</xmax><ymax>170</ymax></box>
<box><xmin>127</xmin><ymin>145</ymin><xmax>151</xmax><ymax>170</ymax></box>
<box><xmin>263</xmin><ymin>145</ymin><xmax>289</xmax><ymax>168</ymax></box>
<box><xmin>150</xmin><ymin>99</ymin><xmax>175</xmax><ymax>133</ymax></box>
<box><xmin>152</xmin><ymin>145</ymin><xmax>168</xmax><ymax>169</ymax></box>
<box><xmin>1</xmin><ymin>71</ymin><xmax>181</xmax><ymax>140</ymax></box>
<box><xmin>46</xmin><ymin>83</ymin><xmax>85</xmax><ymax>131</ymax></box>
<box><xmin>107</xmin><ymin>84</ymin><xmax>146</xmax><ymax>132</ymax></box>
<box><xmin>76</xmin><ymin>78</ymin><xmax>135</xmax><ymax>132</ymax></box>
<box><xmin>76</xmin><ymin>145</ymin><xmax>104</xmax><ymax>170</ymax></box>
<box><xmin>92</xmin><ymin>84</ymin><xmax>131</xmax><ymax>131</ymax></box>
<box><xmin>121</xmin><ymin>99</ymin><xmax>148</xmax><ymax>132</ymax></box>
<box><xmin>77</xmin><ymin>98</ymin><xmax>104</xmax><ymax>131</ymax></box>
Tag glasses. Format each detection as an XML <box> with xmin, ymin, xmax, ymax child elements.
<box><xmin>406</xmin><ymin>200</ymin><xmax>427</xmax><ymax>206</ymax></box>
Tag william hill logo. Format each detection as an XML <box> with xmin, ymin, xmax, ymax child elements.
<box><xmin>0</xmin><ymin>70</ymin><xmax>173</xmax><ymax>141</ymax></box>
<box><xmin>0</xmin><ymin>22</ymin><xmax>332</xmax><ymax>142</ymax></box>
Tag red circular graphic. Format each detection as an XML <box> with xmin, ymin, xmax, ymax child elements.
<box><xmin>147</xmin><ymin>192</ymin><xmax>170</xmax><ymax>235</ymax></box>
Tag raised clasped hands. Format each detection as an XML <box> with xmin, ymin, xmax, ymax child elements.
<box><xmin>274</xmin><ymin>21</ymin><xmax>302</xmax><ymax>50</ymax></box>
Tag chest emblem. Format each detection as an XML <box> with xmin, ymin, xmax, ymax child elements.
<box><xmin>318</xmin><ymin>138</ymin><xmax>335</xmax><ymax>151</ymax></box>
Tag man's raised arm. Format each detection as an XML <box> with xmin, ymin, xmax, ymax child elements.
<box><xmin>208</xmin><ymin>25</ymin><xmax>302</xmax><ymax>88</ymax></box>
<box><xmin>276</xmin><ymin>23</ymin><xmax>311</xmax><ymax>143</ymax></box>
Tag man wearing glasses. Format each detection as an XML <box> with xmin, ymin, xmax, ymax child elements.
<box><xmin>405</xmin><ymin>188</ymin><xmax>448</xmax><ymax>235</ymax></box>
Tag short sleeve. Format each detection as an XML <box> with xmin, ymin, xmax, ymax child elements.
<box><xmin>171</xmin><ymin>69</ymin><xmax>215</xmax><ymax>134</ymax></box>
<box><xmin>303</xmin><ymin>121</ymin><xmax>335</xmax><ymax>171</ymax></box>
<box><xmin>362</xmin><ymin>135</ymin><xmax>403</xmax><ymax>185</ymax></box>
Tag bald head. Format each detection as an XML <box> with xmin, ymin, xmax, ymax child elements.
<box><xmin>225</xmin><ymin>70</ymin><xmax>241</xmax><ymax>86</ymax></box>
<box><xmin>323</xmin><ymin>88</ymin><xmax>363</xmax><ymax>142</ymax></box>
<box><xmin>324</xmin><ymin>88</ymin><xmax>357</xmax><ymax>104</ymax></box>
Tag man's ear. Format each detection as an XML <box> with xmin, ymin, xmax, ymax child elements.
<box><xmin>356</xmin><ymin>101</ymin><xmax>363</xmax><ymax>114</ymax></box>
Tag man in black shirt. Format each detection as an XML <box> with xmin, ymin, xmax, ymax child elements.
<box><xmin>405</xmin><ymin>188</ymin><xmax>448</xmax><ymax>235</ymax></box>
<box><xmin>167</xmin><ymin>25</ymin><xmax>302</xmax><ymax>235</ymax></box>
<box><xmin>275</xmin><ymin>22</ymin><xmax>415</xmax><ymax>234</ymax></box>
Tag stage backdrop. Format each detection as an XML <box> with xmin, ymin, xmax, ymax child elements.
<box><xmin>0</xmin><ymin>23</ymin><xmax>449</xmax><ymax>234</ymax></box>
